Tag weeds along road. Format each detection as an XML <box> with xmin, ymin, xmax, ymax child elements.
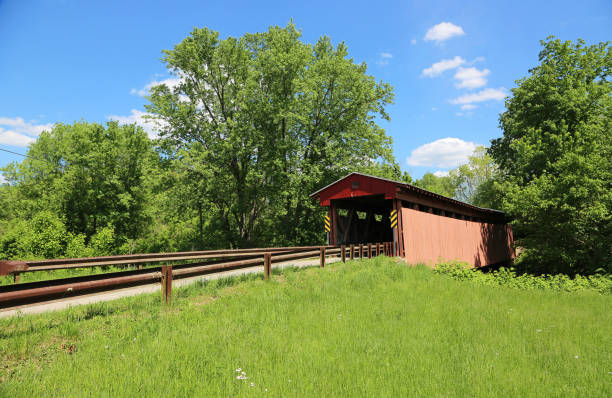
<box><xmin>0</xmin><ymin>256</ymin><xmax>341</xmax><ymax>318</ymax></box>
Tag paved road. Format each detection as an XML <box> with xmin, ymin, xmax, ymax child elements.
<box><xmin>0</xmin><ymin>256</ymin><xmax>342</xmax><ymax>318</ymax></box>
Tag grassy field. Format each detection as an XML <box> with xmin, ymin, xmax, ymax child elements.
<box><xmin>1</xmin><ymin>257</ymin><xmax>610</xmax><ymax>397</ymax></box>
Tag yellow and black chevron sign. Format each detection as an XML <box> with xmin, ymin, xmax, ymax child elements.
<box><xmin>324</xmin><ymin>214</ymin><xmax>331</xmax><ymax>232</ymax></box>
<box><xmin>390</xmin><ymin>209</ymin><xmax>398</xmax><ymax>229</ymax></box>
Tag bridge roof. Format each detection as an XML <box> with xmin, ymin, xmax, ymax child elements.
<box><xmin>310</xmin><ymin>172</ymin><xmax>505</xmax><ymax>216</ymax></box>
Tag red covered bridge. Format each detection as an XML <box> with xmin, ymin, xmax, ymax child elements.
<box><xmin>310</xmin><ymin>173</ymin><xmax>515</xmax><ymax>268</ymax></box>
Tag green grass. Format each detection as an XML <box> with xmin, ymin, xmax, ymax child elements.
<box><xmin>1</xmin><ymin>257</ymin><xmax>610</xmax><ymax>397</ymax></box>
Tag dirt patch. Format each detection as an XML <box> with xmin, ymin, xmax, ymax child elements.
<box><xmin>273</xmin><ymin>275</ymin><xmax>287</xmax><ymax>284</ymax></box>
<box><xmin>193</xmin><ymin>295</ymin><xmax>218</xmax><ymax>307</ymax></box>
<box><xmin>1</xmin><ymin>336</ymin><xmax>75</xmax><ymax>384</ymax></box>
<box><xmin>192</xmin><ymin>284</ymin><xmax>245</xmax><ymax>307</ymax></box>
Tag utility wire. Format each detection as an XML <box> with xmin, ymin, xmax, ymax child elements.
<box><xmin>0</xmin><ymin>146</ymin><xmax>65</xmax><ymax>166</ymax></box>
<box><xmin>0</xmin><ymin>147</ymin><xmax>30</xmax><ymax>158</ymax></box>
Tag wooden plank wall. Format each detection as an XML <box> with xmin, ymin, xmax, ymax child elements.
<box><xmin>401</xmin><ymin>207</ymin><xmax>514</xmax><ymax>267</ymax></box>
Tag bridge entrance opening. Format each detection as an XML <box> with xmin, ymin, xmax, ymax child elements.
<box><xmin>331</xmin><ymin>195</ymin><xmax>393</xmax><ymax>245</ymax></box>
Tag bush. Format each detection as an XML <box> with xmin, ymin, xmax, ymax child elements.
<box><xmin>0</xmin><ymin>214</ymin><xmax>118</xmax><ymax>260</ymax></box>
<box><xmin>0</xmin><ymin>212</ymin><xmax>69</xmax><ymax>260</ymax></box>
<box><xmin>433</xmin><ymin>260</ymin><xmax>612</xmax><ymax>295</ymax></box>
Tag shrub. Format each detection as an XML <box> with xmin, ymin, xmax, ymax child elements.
<box><xmin>433</xmin><ymin>260</ymin><xmax>612</xmax><ymax>295</ymax></box>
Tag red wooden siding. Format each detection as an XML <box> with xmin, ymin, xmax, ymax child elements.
<box><xmin>401</xmin><ymin>207</ymin><xmax>515</xmax><ymax>267</ymax></box>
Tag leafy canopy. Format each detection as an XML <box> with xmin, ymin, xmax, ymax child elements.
<box><xmin>0</xmin><ymin>121</ymin><xmax>154</xmax><ymax>258</ymax></box>
<box><xmin>490</xmin><ymin>37</ymin><xmax>611</xmax><ymax>274</ymax></box>
<box><xmin>146</xmin><ymin>22</ymin><xmax>396</xmax><ymax>247</ymax></box>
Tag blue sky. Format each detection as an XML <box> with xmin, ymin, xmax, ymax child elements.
<box><xmin>0</xmin><ymin>0</ymin><xmax>610</xmax><ymax>181</ymax></box>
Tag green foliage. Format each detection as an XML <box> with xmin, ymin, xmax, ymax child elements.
<box><xmin>0</xmin><ymin>212</ymin><xmax>118</xmax><ymax>260</ymax></box>
<box><xmin>25</xmin><ymin>211</ymin><xmax>69</xmax><ymax>259</ymax></box>
<box><xmin>146</xmin><ymin>22</ymin><xmax>395</xmax><ymax>247</ymax></box>
<box><xmin>65</xmin><ymin>233</ymin><xmax>90</xmax><ymax>259</ymax></box>
<box><xmin>0</xmin><ymin>121</ymin><xmax>154</xmax><ymax>258</ymax></box>
<box><xmin>490</xmin><ymin>37</ymin><xmax>611</xmax><ymax>274</ymax></box>
<box><xmin>434</xmin><ymin>260</ymin><xmax>612</xmax><ymax>294</ymax></box>
<box><xmin>413</xmin><ymin>172</ymin><xmax>456</xmax><ymax>197</ymax></box>
<box><xmin>88</xmin><ymin>226</ymin><xmax>117</xmax><ymax>256</ymax></box>
<box><xmin>1</xmin><ymin>121</ymin><xmax>154</xmax><ymax>243</ymax></box>
<box><xmin>1</xmin><ymin>258</ymin><xmax>610</xmax><ymax>396</ymax></box>
<box><xmin>0</xmin><ymin>212</ymin><xmax>68</xmax><ymax>259</ymax></box>
<box><xmin>413</xmin><ymin>146</ymin><xmax>502</xmax><ymax>209</ymax></box>
<box><xmin>449</xmin><ymin>146</ymin><xmax>502</xmax><ymax>209</ymax></box>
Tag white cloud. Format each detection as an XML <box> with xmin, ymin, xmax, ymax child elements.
<box><xmin>472</xmin><ymin>56</ymin><xmax>485</xmax><ymax>64</ymax></box>
<box><xmin>422</xmin><ymin>56</ymin><xmax>465</xmax><ymax>77</ymax></box>
<box><xmin>107</xmin><ymin>109</ymin><xmax>165</xmax><ymax>139</ymax></box>
<box><xmin>411</xmin><ymin>39</ymin><xmax>417</xmax><ymax>45</ymax></box>
<box><xmin>0</xmin><ymin>117</ymin><xmax>53</xmax><ymax>147</ymax></box>
<box><xmin>377</xmin><ymin>52</ymin><xmax>393</xmax><ymax>66</ymax></box>
<box><xmin>0</xmin><ymin>117</ymin><xmax>53</xmax><ymax>137</ymax></box>
<box><xmin>433</xmin><ymin>170</ymin><xmax>450</xmax><ymax>177</ymax></box>
<box><xmin>424</xmin><ymin>22</ymin><xmax>465</xmax><ymax>43</ymax></box>
<box><xmin>131</xmin><ymin>77</ymin><xmax>182</xmax><ymax>97</ymax></box>
<box><xmin>407</xmin><ymin>137</ymin><xmax>478</xmax><ymax>168</ymax></box>
<box><xmin>0</xmin><ymin>128</ymin><xmax>36</xmax><ymax>146</ymax></box>
<box><xmin>460</xmin><ymin>104</ymin><xmax>477</xmax><ymax>110</ymax></box>
<box><xmin>454</xmin><ymin>67</ymin><xmax>490</xmax><ymax>89</ymax></box>
<box><xmin>0</xmin><ymin>174</ymin><xmax>5</xmax><ymax>184</ymax></box>
<box><xmin>450</xmin><ymin>87</ymin><xmax>507</xmax><ymax>105</ymax></box>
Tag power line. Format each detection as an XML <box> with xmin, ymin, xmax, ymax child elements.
<box><xmin>0</xmin><ymin>147</ymin><xmax>29</xmax><ymax>158</ymax></box>
<box><xmin>0</xmin><ymin>146</ymin><xmax>65</xmax><ymax>167</ymax></box>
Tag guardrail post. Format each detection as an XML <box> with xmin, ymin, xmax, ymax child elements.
<box><xmin>359</xmin><ymin>244</ymin><xmax>363</xmax><ymax>259</ymax></box>
<box><xmin>161</xmin><ymin>265</ymin><xmax>172</xmax><ymax>305</ymax></box>
<box><xmin>320</xmin><ymin>247</ymin><xmax>326</xmax><ymax>268</ymax></box>
<box><xmin>13</xmin><ymin>272</ymin><xmax>20</xmax><ymax>283</ymax></box>
<box><xmin>341</xmin><ymin>245</ymin><xmax>346</xmax><ymax>263</ymax></box>
<box><xmin>367</xmin><ymin>243</ymin><xmax>372</xmax><ymax>259</ymax></box>
<box><xmin>376</xmin><ymin>243</ymin><xmax>380</xmax><ymax>257</ymax></box>
<box><xmin>350</xmin><ymin>244</ymin><xmax>354</xmax><ymax>260</ymax></box>
<box><xmin>264</xmin><ymin>252</ymin><xmax>271</xmax><ymax>280</ymax></box>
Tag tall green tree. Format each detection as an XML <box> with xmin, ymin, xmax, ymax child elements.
<box><xmin>490</xmin><ymin>37</ymin><xmax>611</xmax><ymax>274</ymax></box>
<box><xmin>449</xmin><ymin>146</ymin><xmax>501</xmax><ymax>209</ymax></box>
<box><xmin>413</xmin><ymin>172</ymin><xmax>456</xmax><ymax>198</ymax></box>
<box><xmin>1</xmin><ymin>121</ymin><xmax>154</xmax><ymax>245</ymax></box>
<box><xmin>147</xmin><ymin>23</ymin><xmax>395</xmax><ymax>247</ymax></box>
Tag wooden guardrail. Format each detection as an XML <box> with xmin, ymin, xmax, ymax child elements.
<box><xmin>0</xmin><ymin>242</ymin><xmax>395</xmax><ymax>309</ymax></box>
